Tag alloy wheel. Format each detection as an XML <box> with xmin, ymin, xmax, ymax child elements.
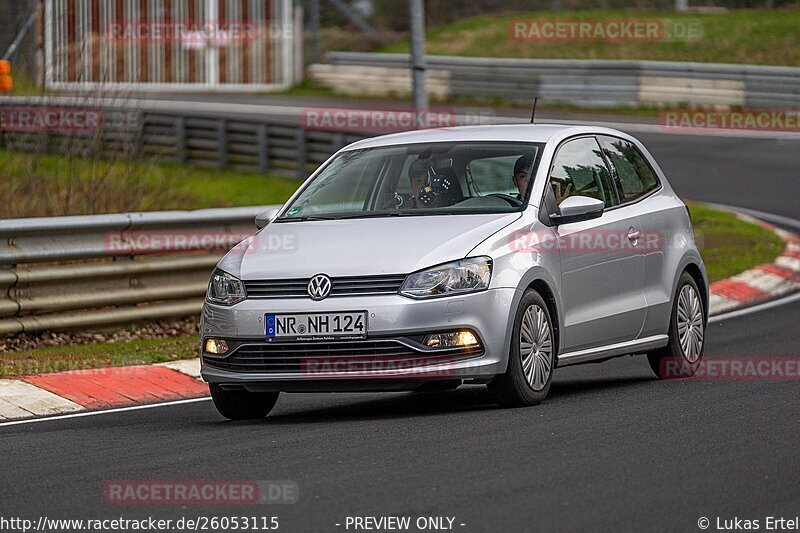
<box><xmin>676</xmin><ymin>284</ymin><xmax>704</xmax><ymax>363</ymax></box>
<box><xmin>520</xmin><ymin>304</ymin><xmax>553</xmax><ymax>391</ymax></box>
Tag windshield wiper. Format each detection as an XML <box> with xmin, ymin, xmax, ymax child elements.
<box><xmin>274</xmin><ymin>215</ymin><xmax>342</xmax><ymax>222</ymax></box>
<box><xmin>329</xmin><ymin>211</ymin><xmax>456</xmax><ymax>220</ymax></box>
<box><xmin>277</xmin><ymin>210</ymin><xmax>468</xmax><ymax>222</ymax></box>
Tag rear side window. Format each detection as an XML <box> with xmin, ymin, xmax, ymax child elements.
<box><xmin>598</xmin><ymin>136</ymin><xmax>660</xmax><ymax>202</ymax></box>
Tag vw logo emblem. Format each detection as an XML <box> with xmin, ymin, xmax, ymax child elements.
<box><xmin>307</xmin><ymin>274</ymin><xmax>332</xmax><ymax>300</ymax></box>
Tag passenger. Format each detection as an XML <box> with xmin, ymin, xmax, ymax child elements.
<box><xmin>512</xmin><ymin>154</ymin><xmax>535</xmax><ymax>199</ymax></box>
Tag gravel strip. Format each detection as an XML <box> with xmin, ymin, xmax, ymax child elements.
<box><xmin>0</xmin><ymin>317</ymin><xmax>200</xmax><ymax>353</ymax></box>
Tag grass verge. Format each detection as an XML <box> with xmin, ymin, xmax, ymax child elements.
<box><xmin>0</xmin><ymin>336</ymin><xmax>197</xmax><ymax>378</ymax></box>
<box><xmin>380</xmin><ymin>9</ymin><xmax>800</xmax><ymax>66</ymax></box>
<box><xmin>0</xmin><ymin>149</ymin><xmax>300</xmax><ymax>218</ymax></box>
<box><xmin>688</xmin><ymin>202</ymin><xmax>783</xmax><ymax>283</ymax></box>
<box><xmin>0</xmin><ymin>204</ymin><xmax>785</xmax><ymax>376</ymax></box>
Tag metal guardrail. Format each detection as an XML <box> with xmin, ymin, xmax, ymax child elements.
<box><xmin>0</xmin><ymin>206</ymin><xmax>278</xmax><ymax>335</ymax></box>
<box><xmin>0</xmin><ymin>102</ymin><xmax>364</xmax><ymax>178</ymax></box>
<box><xmin>320</xmin><ymin>52</ymin><xmax>800</xmax><ymax>108</ymax></box>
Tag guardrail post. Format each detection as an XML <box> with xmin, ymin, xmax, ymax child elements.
<box><xmin>175</xmin><ymin>116</ymin><xmax>187</xmax><ymax>165</ymax></box>
<box><xmin>296</xmin><ymin>128</ymin><xmax>307</xmax><ymax>179</ymax></box>
<box><xmin>218</xmin><ymin>119</ymin><xmax>228</xmax><ymax>169</ymax></box>
<box><xmin>38</xmin><ymin>131</ymin><xmax>47</xmax><ymax>154</ymax></box>
<box><xmin>331</xmin><ymin>132</ymin><xmax>345</xmax><ymax>153</ymax></box>
<box><xmin>132</xmin><ymin>110</ymin><xmax>145</xmax><ymax>160</ymax></box>
<box><xmin>257</xmin><ymin>124</ymin><xmax>269</xmax><ymax>173</ymax></box>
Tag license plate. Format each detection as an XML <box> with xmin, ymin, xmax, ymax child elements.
<box><xmin>265</xmin><ymin>312</ymin><xmax>367</xmax><ymax>340</ymax></box>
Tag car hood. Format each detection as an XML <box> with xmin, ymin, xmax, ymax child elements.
<box><xmin>222</xmin><ymin>213</ymin><xmax>521</xmax><ymax>279</ymax></box>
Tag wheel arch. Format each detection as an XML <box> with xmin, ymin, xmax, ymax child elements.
<box><xmin>500</xmin><ymin>269</ymin><xmax>563</xmax><ymax>373</ymax></box>
<box><xmin>525</xmin><ymin>278</ymin><xmax>561</xmax><ymax>361</ymax></box>
<box><xmin>671</xmin><ymin>249</ymin><xmax>709</xmax><ymax>325</ymax></box>
<box><xmin>682</xmin><ymin>262</ymin><xmax>708</xmax><ymax>322</ymax></box>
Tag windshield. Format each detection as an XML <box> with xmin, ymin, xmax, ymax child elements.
<box><xmin>277</xmin><ymin>141</ymin><xmax>544</xmax><ymax>221</ymax></box>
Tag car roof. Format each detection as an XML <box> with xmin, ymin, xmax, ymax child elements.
<box><xmin>343</xmin><ymin>124</ymin><xmax>630</xmax><ymax>151</ymax></box>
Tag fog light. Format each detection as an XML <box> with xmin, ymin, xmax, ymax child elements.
<box><xmin>204</xmin><ymin>338</ymin><xmax>229</xmax><ymax>355</ymax></box>
<box><xmin>424</xmin><ymin>331</ymin><xmax>479</xmax><ymax>349</ymax></box>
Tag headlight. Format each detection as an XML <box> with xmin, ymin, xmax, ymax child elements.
<box><xmin>400</xmin><ymin>257</ymin><xmax>492</xmax><ymax>299</ymax></box>
<box><xmin>206</xmin><ymin>269</ymin><xmax>246</xmax><ymax>305</ymax></box>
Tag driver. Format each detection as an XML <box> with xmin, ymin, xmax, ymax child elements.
<box><xmin>408</xmin><ymin>160</ymin><xmax>430</xmax><ymax>205</ymax></box>
<box><xmin>406</xmin><ymin>160</ymin><xmax>461</xmax><ymax>208</ymax></box>
<box><xmin>512</xmin><ymin>154</ymin><xmax>535</xmax><ymax>199</ymax></box>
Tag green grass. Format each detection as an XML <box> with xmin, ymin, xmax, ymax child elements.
<box><xmin>0</xmin><ymin>336</ymin><xmax>197</xmax><ymax>378</ymax></box>
<box><xmin>0</xmin><ymin>149</ymin><xmax>301</xmax><ymax>218</ymax></box>
<box><xmin>381</xmin><ymin>9</ymin><xmax>800</xmax><ymax>66</ymax></box>
<box><xmin>148</xmin><ymin>162</ymin><xmax>300</xmax><ymax>209</ymax></box>
<box><xmin>688</xmin><ymin>202</ymin><xmax>783</xmax><ymax>282</ymax></box>
<box><xmin>3</xmin><ymin>70</ymin><xmax>50</xmax><ymax>96</ymax></box>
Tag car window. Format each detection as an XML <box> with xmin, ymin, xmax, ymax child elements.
<box><xmin>467</xmin><ymin>155</ymin><xmax>520</xmax><ymax>196</ymax></box>
<box><xmin>278</xmin><ymin>142</ymin><xmax>545</xmax><ymax>220</ymax></box>
<box><xmin>549</xmin><ymin>137</ymin><xmax>617</xmax><ymax>208</ymax></box>
<box><xmin>598</xmin><ymin>136</ymin><xmax>660</xmax><ymax>202</ymax></box>
<box><xmin>288</xmin><ymin>150</ymin><xmax>378</xmax><ymax>214</ymax></box>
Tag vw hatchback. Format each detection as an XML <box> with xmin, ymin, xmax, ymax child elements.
<box><xmin>201</xmin><ymin>124</ymin><xmax>708</xmax><ymax>419</ymax></box>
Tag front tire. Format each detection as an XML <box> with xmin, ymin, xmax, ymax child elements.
<box><xmin>209</xmin><ymin>384</ymin><xmax>279</xmax><ymax>420</ymax></box>
<box><xmin>488</xmin><ymin>289</ymin><xmax>556</xmax><ymax>407</ymax></box>
<box><xmin>647</xmin><ymin>272</ymin><xmax>706</xmax><ymax>379</ymax></box>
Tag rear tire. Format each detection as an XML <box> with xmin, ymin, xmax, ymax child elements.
<box><xmin>488</xmin><ymin>289</ymin><xmax>556</xmax><ymax>407</ymax></box>
<box><xmin>647</xmin><ymin>271</ymin><xmax>706</xmax><ymax>379</ymax></box>
<box><xmin>209</xmin><ymin>384</ymin><xmax>279</xmax><ymax>420</ymax></box>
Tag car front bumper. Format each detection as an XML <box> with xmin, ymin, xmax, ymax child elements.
<box><xmin>200</xmin><ymin>287</ymin><xmax>518</xmax><ymax>389</ymax></box>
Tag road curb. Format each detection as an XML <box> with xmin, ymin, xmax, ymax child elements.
<box><xmin>708</xmin><ymin>211</ymin><xmax>800</xmax><ymax>315</ymax></box>
<box><xmin>0</xmin><ymin>359</ymin><xmax>205</xmax><ymax>421</ymax></box>
<box><xmin>1</xmin><ymin>208</ymin><xmax>797</xmax><ymax>422</ymax></box>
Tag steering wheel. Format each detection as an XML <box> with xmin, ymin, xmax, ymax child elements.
<box><xmin>486</xmin><ymin>193</ymin><xmax>523</xmax><ymax>207</ymax></box>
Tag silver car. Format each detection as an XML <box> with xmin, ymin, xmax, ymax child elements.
<box><xmin>200</xmin><ymin>124</ymin><xmax>708</xmax><ymax>419</ymax></box>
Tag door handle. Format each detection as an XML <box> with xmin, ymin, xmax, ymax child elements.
<box><xmin>628</xmin><ymin>227</ymin><xmax>641</xmax><ymax>243</ymax></box>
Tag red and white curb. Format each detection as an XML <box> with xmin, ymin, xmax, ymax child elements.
<box><xmin>1</xmin><ymin>211</ymin><xmax>798</xmax><ymax>422</ymax></box>
<box><xmin>709</xmin><ymin>214</ymin><xmax>800</xmax><ymax>315</ymax></box>
<box><xmin>0</xmin><ymin>359</ymin><xmax>205</xmax><ymax>421</ymax></box>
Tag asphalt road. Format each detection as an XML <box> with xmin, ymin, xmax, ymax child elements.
<box><xmin>1</xmin><ymin>101</ymin><xmax>799</xmax><ymax>532</ymax></box>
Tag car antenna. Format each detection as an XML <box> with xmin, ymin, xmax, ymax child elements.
<box><xmin>530</xmin><ymin>97</ymin><xmax>538</xmax><ymax>124</ymax></box>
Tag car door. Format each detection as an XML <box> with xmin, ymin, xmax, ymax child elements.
<box><xmin>597</xmin><ymin>135</ymin><xmax>667</xmax><ymax>338</ymax></box>
<box><xmin>548</xmin><ymin>136</ymin><xmax>647</xmax><ymax>353</ymax></box>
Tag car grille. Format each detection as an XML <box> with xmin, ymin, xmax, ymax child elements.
<box><xmin>244</xmin><ymin>275</ymin><xmax>407</xmax><ymax>299</ymax></box>
<box><xmin>203</xmin><ymin>339</ymin><xmax>483</xmax><ymax>374</ymax></box>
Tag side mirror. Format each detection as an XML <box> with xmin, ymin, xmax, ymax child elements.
<box><xmin>255</xmin><ymin>208</ymin><xmax>280</xmax><ymax>229</ymax></box>
<box><xmin>550</xmin><ymin>196</ymin><xmax>605</xmax><ymax>225</ymax></box>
